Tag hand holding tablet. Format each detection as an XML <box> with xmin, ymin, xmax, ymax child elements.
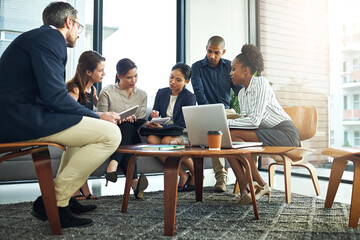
<box><xmin>150</xmin><ymin>117</ymin><xmax>171</xmax><ymax>125</ymax></box>
<box><xmin>118</xmin><ymin>105</ymin><xmax>139</xmax><ymax>120</ymax></box>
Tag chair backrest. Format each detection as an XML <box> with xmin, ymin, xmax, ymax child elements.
<box><xmin>283</xmin><ymin>106</ymin><xmax>318</xmax><ymax>142</ymax></box>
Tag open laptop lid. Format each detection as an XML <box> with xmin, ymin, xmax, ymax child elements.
<box><xmin>183</xmin><ymin>104</ymin><xmax>262</xmax><ymax>148</ymax></box>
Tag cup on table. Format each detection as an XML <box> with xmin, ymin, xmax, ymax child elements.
<box><xmin>207</xmin><ymin>131</ymin><xmax>223</xmax><ymax>150</ymax></box>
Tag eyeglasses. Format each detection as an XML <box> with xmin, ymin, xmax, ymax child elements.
<box><xmin>71</xmin><ymin>19</ymin><xmax>84</xmax><ymax>34</ymax></box>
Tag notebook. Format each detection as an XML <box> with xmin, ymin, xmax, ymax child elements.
<box><xmin>182</xmin><ymin>104</ymin><xmax>263</xmax><ymax>149</ymax></box>
<box><xmin>140</xmin><ymin>144</ymin><xmax>185</xmax><ymax>151</ymax></box>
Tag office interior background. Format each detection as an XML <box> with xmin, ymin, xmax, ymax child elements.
<box><xmin>0</xmin><ymin>0</ymin><xmax>359</xmax><ymax>183</ymax></box>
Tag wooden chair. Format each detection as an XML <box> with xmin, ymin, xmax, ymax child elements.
<box><xmin>0</xmin><ymin>142</ymin><xmax>65</xmax><ymax>235</ymax></box>
<box><xmin>234</xmin><ymin>106</ymin><xmax>321</xmax><ymax>204</ymax></box>
<box><xmin>322</xmin><ymin>148</ymin><xmax>360</xmax><ymax>228</ymax></box>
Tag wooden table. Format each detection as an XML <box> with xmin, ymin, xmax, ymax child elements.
<box><xmin>117</xmin><ymin>145</ymin><xmax>264</xmax><ymax>236</ymax></box>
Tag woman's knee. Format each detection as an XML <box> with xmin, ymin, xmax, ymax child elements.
<box><xmin>162</xmin><ymin>136</ymin><xmax>181</xmax><ymax>144</ymax></box>
<box><xmin>146</xmin><ymin>135</ymin><xmax>161</xmax><ymax>144</ymax></box>
<box><xmin>161</xmin><ymin>136</ymin><xmax>173</xmax><ymax>144</ymax></box>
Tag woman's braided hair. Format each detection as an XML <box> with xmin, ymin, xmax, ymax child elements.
<box><xmin>235</xmin><ymin>44</ymin><xmax>264</xmax><ymax>75</ymax></box>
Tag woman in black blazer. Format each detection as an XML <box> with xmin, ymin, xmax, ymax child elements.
<box><xmin>144</xmin><ymin>63</ymin><xmax>197</xmax><ymax>191</ymax></box>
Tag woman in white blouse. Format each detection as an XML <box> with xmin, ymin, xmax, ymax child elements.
<box><xmin>144</xmin><ymin>63</ymin><xmax>197</xmax><ymax>191</ymax></box>
<box><xmin>228</xmin><ymin>44</ymin><xmax>299</xmax><ymax>205</ymax></box>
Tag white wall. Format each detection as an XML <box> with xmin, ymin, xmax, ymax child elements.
<box><xmin>185</xmin><ymin>0</ymin><xmax>249</xmax><ymax>67</ymax></box>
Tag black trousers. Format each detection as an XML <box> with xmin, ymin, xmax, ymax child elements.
<box><xmin>110</xmin><ymin>121</ymin><xmax>143</xmax><ymax>179</ymax></box>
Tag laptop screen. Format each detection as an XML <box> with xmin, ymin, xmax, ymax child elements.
<box><xmin>183</xmin><ymin>104</ymin><xmax>263</xmax><ymax>149</ymax></box>
<box><xmin>182</xmin><ymin>104</ymin><xmax>235</xmax><ymax>148</ymax></box>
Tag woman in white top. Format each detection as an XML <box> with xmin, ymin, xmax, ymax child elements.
<box><xmin>144</xmin><ymin>63</ymin><xmax>197</xmax><ymax>191</ymax></box>
<box><xmin>227</xmin><ymin>44</ymin><xmax>299</xmax><ymax>205</ymax></box>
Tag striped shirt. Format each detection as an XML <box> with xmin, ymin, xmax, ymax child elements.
<box><xmin>228</xmin><ymin>76</ymin><xmax>290</xmax><ymax>128</ymax></box>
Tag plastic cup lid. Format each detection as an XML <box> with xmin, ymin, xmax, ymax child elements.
<box><xmin>207</xmin><ymin>131</ymin><xmax>223</xmax><ymax>135</ymax></box>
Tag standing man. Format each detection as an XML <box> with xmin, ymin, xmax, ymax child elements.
<box><xmin>0</xmin><ymin>2</ymin><xmax>121</xmax><ymax>228</ymax></box>
<box><xmin>191</xmin><ymin>36</ymin><xmax>242</xmax><ymax>192</ymax></box>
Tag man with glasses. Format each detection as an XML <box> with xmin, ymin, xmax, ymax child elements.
<box><xmin>0</xmin><ymin>2</ymin><xmax>121</xmax><ymax>228</ymax></box>
<box><xmin>71</xmin><ymin>19</ymin><xmax>84</xmax><ymax>34</ymax></box>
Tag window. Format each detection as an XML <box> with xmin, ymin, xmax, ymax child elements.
<box><xmin>344</xmin><ymin>95</ymin><xmax>348</xmax><ymax>109</ymax></box>
<box><xmin>330</xmin><ymin>130</ymin><xmax>335</xmax><ymax>146</ymax></box>
<box><xmin>0</xmin><ymin>31</ymin><xmax>21</xmax><ymax>41</ymax></box>
<box><xmin>331</xmin><ymin>0</ymin><xmax>360</xmax><ymax>154</ymax></box>
<box><xmin>0</xmin><ymin>0</ymin><xmax>92</xmax><ymax>83</ymax></box>
<box><xmin>355</xmin><ymin>131</ymin><xmax>360</xmax><ymax>146</ymax></box>
<box><xmin>344</xmin><ymin>131</ymin><xmax>350</xmax><ymax>146</ymax></box>
<box><xmin>353</xmin><ymin>58</ymin><xmax>360</xmax><ymax>70</ymax></box>
<box><xmin>354</xmin><ymin>94</ymin><xmax>360</xmax><ymax>109</ymax></box>
<box><xmin>101</xmin><ymin>0</ymin><xmax>177</xmax><ymax>107</ymax></box>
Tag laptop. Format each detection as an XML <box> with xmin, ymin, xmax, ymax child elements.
<box><xmin>182</xmin><ymin>104</ymin><xmax>263</xmax><ymax>149</ymax></box>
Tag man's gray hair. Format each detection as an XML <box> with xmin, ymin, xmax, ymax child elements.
<box><xmin>207</xmin><ymin>36</ymin><xmax>225</xmax><ymax>49</ymax></box>
<box><xmin>42</xmin><ymin>1</ymin><xmax>78</xmax><ymax>28</ymax></box>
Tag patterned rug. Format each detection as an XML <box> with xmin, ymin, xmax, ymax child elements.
<box><xmin>0</xmin><ymin>186</ymin><xmax>359</xmax><ymax>239</ymax></box>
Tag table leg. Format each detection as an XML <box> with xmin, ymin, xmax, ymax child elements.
<box><xmin>236</xmin><ymin>154</ymin><xmax>260</xmax><ymax>220</ymax></box>
<box><xmin>193</xmin><ymin>157</ymin><xmax>204</xmax><ymax>202</ymax></box>
<box><xmin>163</xmin><ymin>156</ymin><xmax>182</xmax><ymax>236</ymax></box>
<box><xmin>121</xmin><ymin>155</ymin><xmax>137</xmax><ymax>213</ymax></box>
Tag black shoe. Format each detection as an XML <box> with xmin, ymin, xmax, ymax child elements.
<box><xmin>58</xmin><ymin>206</ymin><xmax>93</xmax><ymax>228</ymax></box>
<box><xmin>185</xmin><ymin>184</ymin><xmax>195</xmax><ymax>191</ymax></box>
<box><xmin>178</xmin><ymin>172</ymin><xmax>192</xmax><ymax>192</ymax></box>
<box><xmin>31</xmin><ymin>196</ymin><xmax>93</xmax><ymax>228</ymax></box>
<box><xmin>105</xmin><ymin>171</ymin><xmax>118</xmax><ymax>186</ymax></box>
<box><xmin>69</xmin><ymin>197</ymin><xmax>97</xmax><ymax>213</ymax></box>
<box><xmin>31</xmin><ymin>196</ymin><xmax>47</xmax><ymax>221</ymax></box>
<box><xmin>134</xmin><ymin>172</ymin><xmax>148</xmax><ymax>200</ymax></box>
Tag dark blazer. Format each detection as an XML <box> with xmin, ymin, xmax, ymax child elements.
<box><xmin>0</xmin><ymin>25</ymin><xmax>99</xmax><ymax>143</ymax></box>
<box><xmin>149</xmin><ymin>87</ymin><xmax>197</xmax><ymax>128</ymax></box>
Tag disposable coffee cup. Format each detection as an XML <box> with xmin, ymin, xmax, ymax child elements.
<box><xmin>207</xmin><ymin>131</ymin><xmax>223</xmax><ymax>150</ymax></box>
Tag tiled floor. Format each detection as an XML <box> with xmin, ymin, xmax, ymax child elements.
<box><xmin>0</xmin><ymin>168</ymin><xmax>353</xmax><ymax>205</ymax></box>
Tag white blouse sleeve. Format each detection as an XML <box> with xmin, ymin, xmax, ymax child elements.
<box><xmin>228</xmin><ymin>77</ymin><xmax>272</xmax><ymax>127</ymax></box>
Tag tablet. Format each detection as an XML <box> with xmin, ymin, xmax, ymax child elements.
<box><xmin>150</xmin><ymin>117</ymin><xmax>171</xmax><ymax>125</ymax></box>
<box><xmin>118</xmin><ymin>105</ymin><xmax>139</xmax><ymax>119</ymax></box>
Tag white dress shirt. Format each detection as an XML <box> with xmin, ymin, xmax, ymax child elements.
<box><xmin>166</xmin><ymin>95</ymin><xmax>178</xmax><ymax>125</ymax></box>
<box><xmin>228</xmin><ymin>76</ymin><xmax>290</xmax><ymax>128</ymax></box>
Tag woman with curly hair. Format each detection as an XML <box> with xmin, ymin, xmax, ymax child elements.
<box><xmin>227</xmin><ymin>44</ymin><xmax>299</xmax><ymax>205</ymax></box>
